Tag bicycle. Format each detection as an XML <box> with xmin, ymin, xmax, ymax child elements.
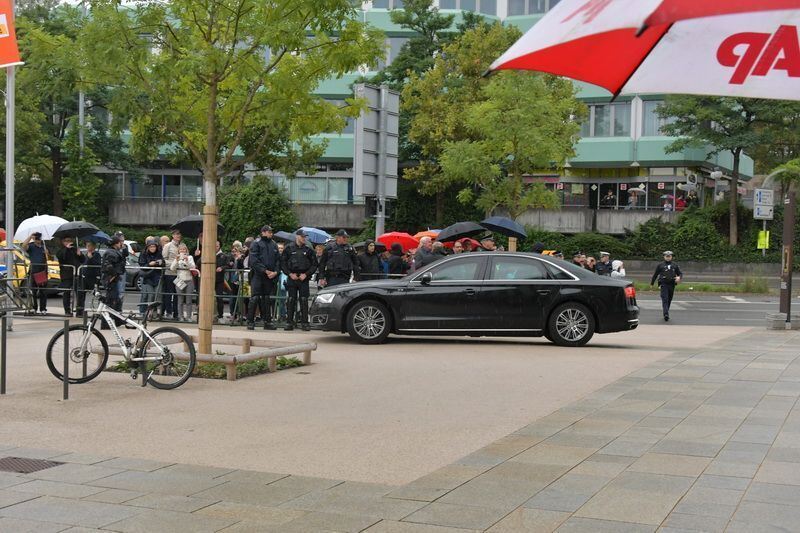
<box><xmin>45</xmin><ymin>290</ymin><xmax>197</xmax><ymax>389</ymax></box>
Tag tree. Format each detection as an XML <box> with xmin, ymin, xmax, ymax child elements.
<box><xmin>440</xmin><ymin>72</ymin><xmax>583</xmax><ymax>219</ymax></box>
<box><xmin>81</xmin><ymin>0</ymin><xmax>383</xmax><ymax>353</ymax></box>
<box><xmin>402</xmin><ymin>22</ymin><xmax>522</xmax><ymax>224</ymax></box>
<box><xmin>772</xmin><ymin>158</ymin><xmax>800</xmax><ymax>197</ymax></box>
<box><xmin>658</xmin><ymin>96</ymin><xmax>786</xmax><ymax>246</ymax></box>
<box><xmin>218</xmin><ymin>176</ymin><xmax>298</xmax><ymax>243</ymax></box>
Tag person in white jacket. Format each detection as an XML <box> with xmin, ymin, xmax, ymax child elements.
<box><xmin>170</xmin><ymin>243</ymin><xmax>196</xmax><ymax>322</ymax></box>
<box><xmin>610</xmin><ymin>259</ymin><xmax>626</xmax><ymax>278</ymax></box>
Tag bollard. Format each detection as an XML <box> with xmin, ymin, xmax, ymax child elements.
<box><xmin>0</xmin><ymin>313</ymin><xmax>6</xmax><ymax>395</ymax></box>
<box><xmin>63</xmin><ymin>319</ymin><xmax>69</xmax><ymax>400</ymax></box>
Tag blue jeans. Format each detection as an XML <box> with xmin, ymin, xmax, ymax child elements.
<box><xmin>139</xmin><ymin>283</ymin><xmax>157</xmax><ymax>315</ymax></box>
<box><xmin>116</xmin><ymin>274</ymin><xmax>126</xmax><ymax>304</ymax></box>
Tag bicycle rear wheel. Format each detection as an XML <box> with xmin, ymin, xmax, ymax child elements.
<box><xmin>139</xmin><ymin>326</ymin><xmax>196</xmax><ymax>390</ymax></box>
<box><xmin>45</xmin><ymin>325</ymin><xmax>109</xmax><ymax>384</ymax></box>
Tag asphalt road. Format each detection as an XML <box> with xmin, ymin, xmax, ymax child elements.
<box><xmin>636</xmin><ymin>292</ymin><xmax>783</xmax><ymax>327</ymax></box>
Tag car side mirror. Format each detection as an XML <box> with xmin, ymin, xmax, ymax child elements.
<box><xmin>420</xmin><ymin>272</ymin><xmax>432</xmax><ymax>285</ymax></box>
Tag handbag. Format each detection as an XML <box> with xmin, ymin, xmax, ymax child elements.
<box><xmin>32</xmin><ymin>271</ymin><xmax>48</xmax><ymax>286</ymax></box>
<box><xmin>174</xmin><ymin>278</ymin><xmax>188</xmax><ymax>291</ymax></box>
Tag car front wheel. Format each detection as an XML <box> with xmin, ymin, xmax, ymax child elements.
<box><xmin>547</xmin><ymin>302</ymin><xmax>595</xmax><ymax>347</ymax></box>
<box><xmin>346</xmin><ymin>300</ymin><xmax>391</xmax><ymax>344</ymax></box>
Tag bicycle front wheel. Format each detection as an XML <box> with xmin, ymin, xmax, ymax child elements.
<box><xmin>139</xmin><ymin>326</ymin><xmax>196</xmax><ymax>390</ymax></box>
<box><xmin>46</xmin><ymin>325</ymin><xmax>109</xmax><ymax>384</ymax></box>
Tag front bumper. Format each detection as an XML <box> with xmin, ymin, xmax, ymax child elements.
<box><xmin>309</xmin><ymin>300</ymin><xmax>343</xmax><ymax>332</ymax></box>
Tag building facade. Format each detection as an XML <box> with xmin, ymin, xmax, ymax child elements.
<box><xmin>107</xmin><ymin>0</ymin><xmax>754</xmax><ymax>231</ymax></box>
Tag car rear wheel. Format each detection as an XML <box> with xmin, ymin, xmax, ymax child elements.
<box><xmin>346</xmin><ymin>300</ymin><xmax>391</xmax><ymax>344</ymax></box>
<box><xmin>547</xmin><ymin>302</ymin><xmax>595</xmax><ymax>347</ymax></box>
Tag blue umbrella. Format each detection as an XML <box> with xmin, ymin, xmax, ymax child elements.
<box><xmin>299</xmin><ymin>227</ymin><xmax>331</xmax><ymax>245</ymax></box>
<box><xmin>481</xmin><ymin>216</ymin><xmax>527</xmax><ymax>240</ymax></box>
<box><xmin>84</xmin><ymin>230</ymin><xmax>112</xmax><ymax>244</ymax></box>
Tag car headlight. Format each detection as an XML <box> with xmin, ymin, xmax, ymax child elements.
<box><xmin>315</xmin><ymin>293</ymin><xmax>336</xmax><ymax>305</ymax></box>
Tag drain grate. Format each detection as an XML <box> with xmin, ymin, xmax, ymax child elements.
<box><xmin>0</xmin><ymin>457</ymin><xmax>64</xmax><ymax>474</ymax></box>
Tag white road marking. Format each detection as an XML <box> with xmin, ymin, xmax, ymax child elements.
<box><xmin>722</xmin><ymin>296</ymin><xmax>748</xmax><ymax>303</ymax></box>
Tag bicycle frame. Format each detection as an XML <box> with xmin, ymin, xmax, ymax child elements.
<box><xmin>82</xmin><ymin>299</ymin><xmax>164</xmax><ymax>363</ymax></box>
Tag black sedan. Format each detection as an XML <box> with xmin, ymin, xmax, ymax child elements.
<box><xmin>309</xmin><ymin>252</ymin><xmax>639</xmax><ymax>347</ymax></box>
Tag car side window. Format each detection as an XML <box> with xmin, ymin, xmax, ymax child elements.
<box><xmin>543</xmin><ymin>261</ymin><xmax>575</xmax><ymax>280</ymax></box>
<box><xmin>427</xmin><ymin>257</ymin><xmax>485</xmax><ymax>282</ymax></box>
<box><xmin>489</xmin><ymin>257</ymin><xmax>548</xmax><ymax>280</ymax></box>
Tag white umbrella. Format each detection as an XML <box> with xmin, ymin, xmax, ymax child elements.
<box><xmin>489</xmin><ymin>0</ymin><xmax>800</xmax><ymax>101</ymax></box>
<box><xmin>15</xmin><ymin>214</ymin><xmax>69</xmax><ymax>241</ymax></box>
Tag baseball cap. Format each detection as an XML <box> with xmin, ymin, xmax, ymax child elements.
<box><xmin>335</xmin><ymin>229</ymin><xmax>349</xmax><ymax>237</ymax></box>
<box><xmin>260</xmin><ymin>225</ymin><xmax>273</xmax><ymax>233</ymax></box>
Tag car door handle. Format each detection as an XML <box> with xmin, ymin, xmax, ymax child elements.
<box><xmin>463</xmin><ymin>288</ymin><xmax>476</xmax><ymax>296</ymax></box>
<box><xmin>537</xmin><ymin>289</ymin><xmax>552</xmax><ymax>295</ymax></box>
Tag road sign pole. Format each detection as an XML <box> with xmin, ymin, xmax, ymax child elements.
<box><xmin>763</xmin><ymin>220</ymin><xmax>767</xmax><ymax>258</ymax></box>
<box><xmin>4</xmin><ymin>2</ymin><xmax>14</xmax><ymax>333</ymax></box>
<box><xmin>780</xmin><ymin>192</ymin><xmax>795</xmax><ymax>324</ymax></box>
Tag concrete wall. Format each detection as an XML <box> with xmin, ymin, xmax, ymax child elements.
<box><xmin>516</xmin><ymin>208</ymin><xmax>678</xmax><ymax>235</ymax></box>
<box><xmin>292</xmin><ymin>204</ymin><xmax>366</xmax><ymax>231</ymax></box>
<box><xmin>109</xmin><ymin>200</ymin><xmax>203</xmax><ymax>227</ymax></box>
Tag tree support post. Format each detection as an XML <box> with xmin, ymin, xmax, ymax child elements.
<box><xmin>198</xmin><ymin>203</ymin><xmax>219</xmax><ymax>355</ymax></box>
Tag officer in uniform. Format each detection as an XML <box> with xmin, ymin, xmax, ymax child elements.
<box><xmin>595</xmin><ymin>252</ymin><xmax>613</xmax><ymax>276</ymax></box>
<box><xmin>651</xmin><ymin>250</ymin><xmax>683</xmax><ymax>322</ymax></box>
<box><xmin>247</xmin><ymin>225</ymin><xmax>281</xmax><ymax>330</ymax></box>
<box><xmin>319</xmin><ymin>229</ymin><xmax>359</xmax><ymax>288</ymax></box>
<box><xmin>281</xmin><ymin>229</ymin><xmax>318</xmax><ymax>331</ymax></box>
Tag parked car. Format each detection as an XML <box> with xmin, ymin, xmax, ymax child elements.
<box><xmin>310</xmin><ymin>252</ymin><xmax>639</xmax><ymax>347</ymax></box>
<box><xmin>0</xmin><ymin>241</ymin><xmax>61</xmax><ymax>290</ymax></box>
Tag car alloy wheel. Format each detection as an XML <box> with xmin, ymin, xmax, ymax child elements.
<box><xmin>352</xmin><ymin>305</ymin><xmax>386</xmax><ymax>341</ymax></box>
<box><xmin>555</xmin><ymin>307</ymin><xmax>589</xmax><ymax>342</ymax></box>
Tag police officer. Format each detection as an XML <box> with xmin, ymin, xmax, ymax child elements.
<box><xmin>319</xmin><ymin>229</ymin><xmax>359</xmax><ymax>287</ymax></box>
<box><xmin>595</xmin><ymin>252</ymin><xmax>612</xmax><ymax>276</ymax></box>
<box><xmin>281</xmin><ymin>229</ymin><xmax>318</xmax><ymax>331</ymax></box>
<box><xmin>651</xmin><ymin>250</ymin><xmax>683</xmax><ymax>322</ymax></box>
<box><xmin>246</xmin><ymin>225</ymin><xmax>281</xmax><ymax>330</ymax></box>
<box><xmin>101</xmin><ymin>236</ymin><xmax>127</xmax><ymax>328</ymax></box>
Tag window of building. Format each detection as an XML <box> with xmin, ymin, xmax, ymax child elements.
<box><xmin>182</xmin><ymin>175</ymin><xmax>203</xmax><ymax>201</ymax></box>
<box><xmin>440</xmin><ymin>0</ymin><xmax>457</xmax><ymax>8</ymax></box>
<box><xmin>642</xmin><ymin>100</ymin><xmax>677</xmax><ymax>136</ymax></box>
<box><xmin>461</xmin><ymin>0</ymin><xmax>476</xmax><ymax>10</ymax></box>
<box><xmin>479</xmin><ymin>0</ymin><xmax>496</xmax><ymax>14</ymax></box>
<box><xmin>581</xmin><ymin>102</ymin><xmax>632</xmax><ymax>138</ymax></box>
<box><xmin>326</xmin><ymin>100</ymin><xmax>356</xmax><ymax>134</ymax></box>
<box><xmin>329</xmin><ymin>178</ymin><xmax>350</xmax><ymax>203</ymax></box>
<box><xmin>507</xmin><ymin>0</ymin><xmax>551</xmax><ymax>14</ymax></box>
<box><xmin>164</xmin><ymin>175</ymin><xmax>181</xmax><ymax>199</ymax></box>
<box><xmin>372</xmin><ymin>0</ymin><xmax>404</xmax><ymax>8</ymax></box>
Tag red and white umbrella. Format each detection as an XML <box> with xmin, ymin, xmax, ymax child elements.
<box><xmin>489</xmin><ymin>0</ymin><xmax>800</xmax><ymax>100</ymax></box>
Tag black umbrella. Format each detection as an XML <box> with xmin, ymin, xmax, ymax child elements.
<box><xmin>436</xmin><ymin>221</ymin><xmax>487</xmax><ymax>243</ymax></box>
<box><xmin>480</xmin><ymin>216</ymin><xmax>527</xmax><ymax>240</ymax></box>
<box><xmin>52</xmin><ymin>221</ymin><xmax>101</xmax><ymax>239</ymax></box>
<box><xmin>170</xmin><ymin>215</ymin><xmax>224</xmax><ymax>239</ymax></box>
<box><xmin>354</xmin><ymin>241</ymin><xmax>387</xmax><ymax>252</ymax></box>
<box><xmin>273</xmin><ymin>231</ymin><xmax>295</xmax><ymax>243</ymax></box>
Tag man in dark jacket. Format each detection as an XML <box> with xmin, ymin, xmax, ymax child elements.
<box><xmin>281</xmin><ymin>229</ymin><xmax>318</xmax><ymax>331</ymax></box>
<box><xmin>414</xmin><ymin>237</ymin><xmax>437</xmax><ymax>270</ymax></box>
<box><xmin>319</xmin><ymin>229</ymin><xmax>359</xmax><ymax>287</ymax></box>
<box><xmin>77</xmin><ymin>241</ymin><xmax>102</xmax><ymax>316</ymax></box>
<box><xmin>247</xmin><ymin>225</ymin><xmax>281</xmax><ymax>330</ymax></box>
<box><xmin>356</xmin><ymin>241</ymin><xmax>381</xmax><ymax>281</ymax></box>
<box><xmin>595</xmin><ymin>252</ymin><xmax>613</xmax><ymax>276</ymax></box>
<box><xmin>138</xmin><ymin>238</ymin><xmax>164</xmax><ymax>316</ymax></box>
<box><xmin>387</xmin><ymin>243</ymin><xmax>408</xmax><ymax>277</ymax></box>
<box><xmin>56</xmin><ymin>237</ymin><xmax>84</xmax><ymax>316</ymax></box>
<box><xmin>101</xmin><ymin>236</ymin><xmax>127</xmax><ymax>325</ymax></box>
<box><xmin>651</xmin><ymin>250</ymin><xmax>683</xmax><ymax>322</ymax></box>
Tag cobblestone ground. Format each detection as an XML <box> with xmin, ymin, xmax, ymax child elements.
<box><xmin>1</xmin><ymin>327</ymin><xmax>799</xmax><ymax>532</ymax></box>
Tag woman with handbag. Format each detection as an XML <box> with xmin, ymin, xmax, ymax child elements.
<box><xmin>170</xmin><ymin>243</ymin><xmax>196</xmax><ymax>322</ymax></box>
<box><xmin>22</xmin><ymin>232</ymin><xmax>49</xmax><ymax>315</ymax></box>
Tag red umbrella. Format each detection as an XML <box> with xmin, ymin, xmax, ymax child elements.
<box><xmin>377</xmin><ymin>232</ymin><xmax>420</xmax><ymax>252</ymax></box>
<box><xmin>489</xmin><ymin>1</ymin><xmax>800</xmax><ymax>101</ymax></box>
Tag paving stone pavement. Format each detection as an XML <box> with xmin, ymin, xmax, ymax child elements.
<box><xmin>1</xmin><ymin>328</ymin><xmax>799</xmax><ymax>532</ymax></box>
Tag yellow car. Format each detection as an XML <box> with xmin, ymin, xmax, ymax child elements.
<box><xmin>0</xmin><ymin>241</ymin><xmax>61</xmax><ymax>288</ymax></box>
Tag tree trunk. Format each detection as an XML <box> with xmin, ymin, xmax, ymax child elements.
<box><xmin>52</xmin><ymin>148</ymin><xmax>63</xmax><ymax>216</ymax></box>
<box><xmin>434</xmin><ymin>190</ymin><xmax>444</xmax><ymax>227</ymax></box>
<box><xmin>729</xmin><ymin>151</ymin><xmax>740</xmax><ymax>246</ymax></box>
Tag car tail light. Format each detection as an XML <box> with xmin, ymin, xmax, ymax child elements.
<box><xmin>624</xmin><ymin>286</ymin><xmax>636</xmax><ymax>299</ymax></box>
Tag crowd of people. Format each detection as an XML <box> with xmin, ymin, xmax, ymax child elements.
<box><xmin>27</xmin><ymin>223</ymin><xmax>689</xmax><ymax>329</ymax></box>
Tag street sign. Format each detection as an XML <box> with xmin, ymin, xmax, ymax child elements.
<box><xmin>754</xmin><ymin>188</ymin><xmax>774</xmax><ymax>220</ymax></box>
<box><xmin>758</xmin><ymin>230</ymin><xmax>770</xmax><ymax>250</ymax></box>
<box><xmin>353</xmin><ymin>83</ymin><xmax>400</xmax><ymax>199</ymax></box>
